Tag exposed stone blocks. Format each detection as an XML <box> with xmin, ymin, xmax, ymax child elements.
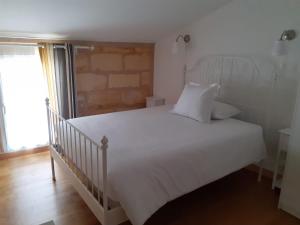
<box><xmin>108</xmin><ymin>74</ymin><xmax>140</xmax><ymax>88</ymax></box>
<box><xmin>124</xmin><ymin>54</ymin><xmax>152</xmax><ymax>71</ymax></box>
<box><xmin>91</xmin><ymin>53</ymin><xmax>123</xmax><ymax>72</ymax></box>
<box><xmin>140</xmin><ymin>72</ymin><xmax>152</xmax><ymax>86</ymax></box>
<box><xmin>77</xmin><ymin>73</ymin><xmax>107</xmax><ymax>92</ymax></box>
<box><xmin>76</xmin><ymin>54</ymin><xmax>90</xmax><ymax>72</ymax></box>
<box><xmin>121</xmin><ymin>89</ymin><xmax>145</xmax><ymax>106</ymax></box>
<box><xmin>75</xmin><ymin>44</ymin><xmax>154</xmax><ymax>116</ymax></box>
<box><xmin>88</xmin><ymin>90</ymin><xmax>122</xmax><ymax>106</ymax></box>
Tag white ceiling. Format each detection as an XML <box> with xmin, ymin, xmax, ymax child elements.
<box><xmin>0</xmin><ymin>0</ymin><xmax>231</xmax><ymax>42</ymax></box>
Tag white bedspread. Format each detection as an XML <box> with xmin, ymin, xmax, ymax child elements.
<box><xmin>68</xmin><ymin>105</ymin><xmax>266</xmax><ymax>225</ymax></box>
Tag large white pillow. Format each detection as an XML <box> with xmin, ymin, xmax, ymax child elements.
<box><xmin>171</xmin><ymin>83</ymin><xmax>219</xmax><ymax>123</ymax></box>
<box><xmin>212</xmin><ymin>101</ymin><xmax>241</xmax><ymax>120</ymax></box>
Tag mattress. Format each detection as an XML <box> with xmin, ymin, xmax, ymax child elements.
<box><xmin>62</xmin><ymin>105</ymin><xmax>266</xmax><ymax>225</ymax></box>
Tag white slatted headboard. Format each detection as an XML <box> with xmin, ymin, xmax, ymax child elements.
<box><xmin>186</xmin><ymin>55</ymin><xmax>278</xmax><ymax>155</ymax></box>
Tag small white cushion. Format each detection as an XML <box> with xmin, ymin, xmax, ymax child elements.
<box><xmin>171</xmin><ymin>83</ymin><xmax>219</xmax><ymax>123</ymax></box>
<box><xmin>212</xmin><ymin>101</ymin><xmax>241</xmax><ymax>120</ymax></box>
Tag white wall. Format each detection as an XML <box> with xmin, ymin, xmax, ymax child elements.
<box><xmin>154</xmin><ymin>0</ymin><xmax>300</xmax><ymax>103</ymax></box>
<box><xmin>279</xmin><ymin>83</ymin><xmax>300</xmax><ymax>219</ymax></box>
<box><xmin>154</xmin><ymin>0</ymin><xmax>300</xmax><ymax>169</ymax></box>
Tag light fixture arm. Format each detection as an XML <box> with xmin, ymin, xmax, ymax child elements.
<box><xmin>175</xmin><ymin>34</ymin><xmax>191</xmax><ymax>43</ymax></box>
<box><xmin>279</xmin><ymin>30</ymin><xmax>296</xmax><ymax>41</ymax></box>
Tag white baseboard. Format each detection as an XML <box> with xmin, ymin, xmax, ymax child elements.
<box><xmin>279</xmin><ymin>201</ymin><xmax>300</xmax><ymax>220</ymax></box>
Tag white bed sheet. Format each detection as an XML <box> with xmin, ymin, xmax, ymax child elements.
<box><xmin>66</xmin><ymin>105</ymin><xmax>266</xmax><ymax>225</ymax></box>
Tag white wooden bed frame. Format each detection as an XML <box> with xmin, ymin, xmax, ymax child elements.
<box><xmin>46</xmin><ymin>98</ymin><xmax>128</xmax><ymax>225</ymax></box>
<box><xmin>46</xmin><ymin>55</ymin><xmax>277</xmax><ymax>225</ymax></box>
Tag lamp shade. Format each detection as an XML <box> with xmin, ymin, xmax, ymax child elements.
<box><xmin>272</xmin><ymin>40</ymin><xmax>288</xmax><ymax>56</ymax></box>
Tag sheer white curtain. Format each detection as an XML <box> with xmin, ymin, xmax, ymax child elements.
<box><xmin>0</xmin><ymin>46</ymin><xmax>48</xmax><ymax>151</ymax></box>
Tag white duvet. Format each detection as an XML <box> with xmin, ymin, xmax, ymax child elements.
<box><xmin>67</xmin><ymin>105</ymin><xmax>266</xmax><ymax>225</ymax></box>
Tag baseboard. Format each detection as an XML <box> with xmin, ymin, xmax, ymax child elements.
<box><xmin>246</xmin><ymin>164</ymin><xmax>273</xmax><ymax>179</ymax></box>
<box><xmin>279</xmin><ymin>201</ymin><xmax>300</xmax><ymax>219</ymax></box>
<box><xmin>0</xmin><ymin>146</ymin><xmax>49</xmax><ymax>160</ymax></box>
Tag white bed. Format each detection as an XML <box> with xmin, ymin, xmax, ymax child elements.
<box><xmin>64</xmin><ymin>105</ymin><xmax>266</xmax><ymax>225</ymax></box>
<box><xmin>47</xmin><ymin>55</ymin><xmax>277</xmax><ymax>225</ymax></box>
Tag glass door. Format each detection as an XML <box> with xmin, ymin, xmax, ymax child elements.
<box><xmin>0</xmin><ymin>46</ymin><xmax>49</xmax><ymax>152</ymax></box>
<box><xmin>0</xmin><ymin>75</ymin><xmax>8</xmax><ymax>152</ymax></box>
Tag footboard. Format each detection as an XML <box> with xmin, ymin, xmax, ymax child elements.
<box><xmin>45</xmin><ymin>98</ymin><xmax>128</xmax><ymax>225</ymax></box>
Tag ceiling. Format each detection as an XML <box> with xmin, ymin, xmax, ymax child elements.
<box><xmin>0</xmin><ymin>0</ymin><xmax>231</xmax><ymax>42</ymax></box>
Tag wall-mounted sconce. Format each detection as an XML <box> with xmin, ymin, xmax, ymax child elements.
<box><xmin>172</xmin><ymin>34</ymin><xmax>191</xmax><ymax>54</ymax></box>
<box><xmin>272</xmin><ymin>30</ymin><xmax>296</xmax><ymax>56</ymax></box>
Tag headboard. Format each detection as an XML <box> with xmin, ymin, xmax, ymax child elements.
<box><xmin>185</xmin><ymin>55</ymin><xmax>278</xmax><ymax>154</ymax></box>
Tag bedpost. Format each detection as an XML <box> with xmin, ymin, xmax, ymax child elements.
<box><xmin>183</xmin><ymin>64</ymin><xmax>187</xmax><ymax>87</ymax></box>
<box><xmin>101</xmin><ymin>136</ymin><xmax>109</xmax><ymax>225</ymax></box>
<box><xmin>46</xmin><ymin>98</ymin><xmax>56</xmax><ymax>181</ymax></box>
<box><xmin>258</xmin><ymin>160</ymin><xmax>264</xmax><ymax>182</ymax></box>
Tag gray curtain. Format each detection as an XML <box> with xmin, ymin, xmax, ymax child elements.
<box><xmin>53</xmin><ymin>44</ymin><xmax>77</xmax><ymax>119</ymax></box>
<box><xmin>65</xmin><ymin>44</ymin><xmax>77</xmax><ymax>118</ymax></box>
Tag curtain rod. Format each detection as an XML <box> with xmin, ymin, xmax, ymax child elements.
<box><xmin>0</xmin><ymin>42</ymin><xmax>44</xmax><ymax>48</ymax></box>
<box><xmin>53</xmin><ymin>44</ymin><xmax>66</xmax><ymax>49</ymax></box>
<box><xmin>53</xmin><ymin>44</ymin><xmax>94</xmax><ymax>51</ymax></box>
<box><xmin>0</xmin><ymin>42</ymin><xmax>94</xmax><ymax>51</ymax></box>
<box><xmin>74</xmin><ymin>45</ymin><xmax>94</xmax><ymax>50</ymax></box>
<box><xmin>53</xmin><ymin>44</ymin><xmax>95</xmax><ymax>51</ymax></box>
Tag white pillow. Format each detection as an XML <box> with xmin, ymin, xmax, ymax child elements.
<box><xmin>212</xmin><ymin>101</ymin><xmax>241</xmax><ymax>120</ymax></box>
<box><xmin>171</xmin><ymin>83</ymin><xmax>219</xmax><ymax>123</ymax></box>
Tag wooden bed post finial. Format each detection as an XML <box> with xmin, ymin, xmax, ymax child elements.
<box><xmin>101</xmin><ymin>136</ymin><xmax>108</xmax><ymax>150</ymax></box>
<box><xmin>45</xmin><ymin>98</ymin><xmax>50</xmax><ymax>107</ymax></box>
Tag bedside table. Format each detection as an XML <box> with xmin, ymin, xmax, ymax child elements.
<box><xmin>272</xmin><ymin>128</ymin><xmax>291</xmax><ymax>190</ymax></box>
<box><xmin>146</xmin><ymin>96</ymin><xmax>165</xmax><ymax>108</ymax></box>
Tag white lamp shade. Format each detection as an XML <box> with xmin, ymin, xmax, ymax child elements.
<box><xmin>272</xmin><ymin>40</ymin><xmax>288</xmax><ymax>56</ymax></box>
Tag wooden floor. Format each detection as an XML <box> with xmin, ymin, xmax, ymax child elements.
<box><xmin>0</xmin><ymin>152</ymin><xmax>299</xmax><ymax>225</ymax></box>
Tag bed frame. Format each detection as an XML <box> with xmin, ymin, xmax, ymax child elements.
<box><xmin>45</xmin><ymin>98</ymin><xmax>128</xmax><ymax>225</ymax></box>
<box><xmin>46</xmin><ymin>55</ymin><xmax>276</xmax><ymax>225</ymax></box>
